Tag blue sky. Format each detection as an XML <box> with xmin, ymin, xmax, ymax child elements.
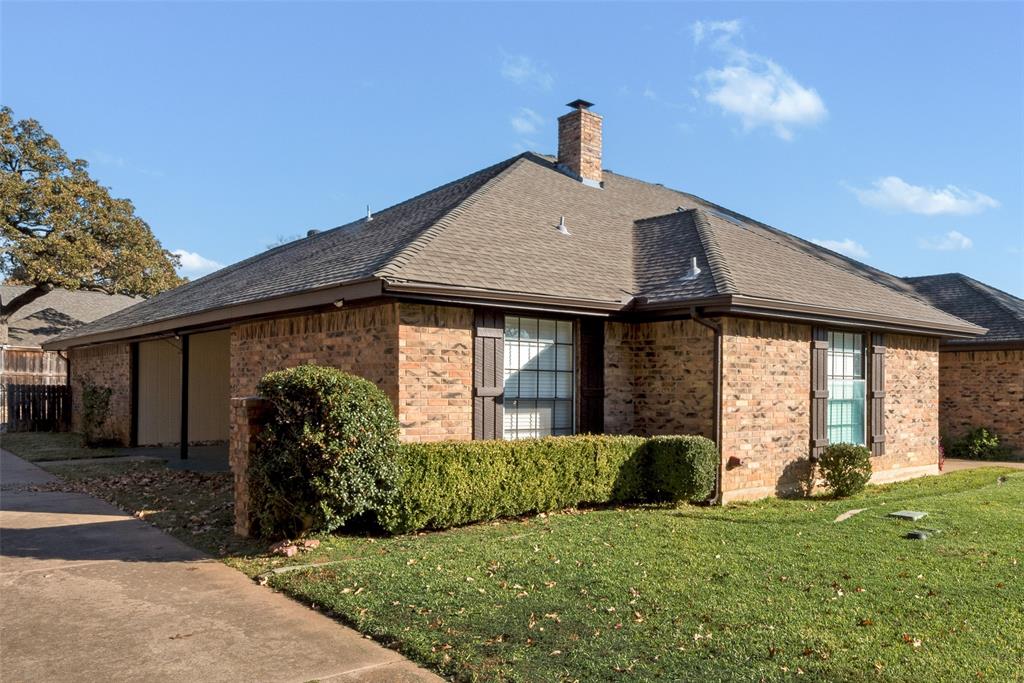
<box><xmin>3</xmin><ymin>2</ymin><xmax>1022</xmax><ymax>295</ymax></box>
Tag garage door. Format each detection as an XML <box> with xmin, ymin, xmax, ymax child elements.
<box><xmin>187</xmin><ymin>330</ymin><xmax>230</xmax><ymax>442</ymax></box>
<box><xmin>137</xmin><ymin>339</ymin><xmax>182</xmax><ymax>446</ymax></box>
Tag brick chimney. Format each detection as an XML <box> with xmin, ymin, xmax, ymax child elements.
<box><xmin>557</xmin><ymin>99</ymin><xmax>602</xmax><ymax>187</ymax></box>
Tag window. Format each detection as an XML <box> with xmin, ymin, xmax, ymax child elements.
<box><xmin>826</xmin><ymin>331</ymin><xmax>866</xmax><ymax>446</ymax></box>
<box><xmin>503</xmin><ymin>316</ymin><xmax>574</xmax><ymax>439</ymax></box>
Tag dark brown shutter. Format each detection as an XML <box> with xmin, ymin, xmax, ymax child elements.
<box><xmin>869</xmin><ymin>333</ymin><xmax>886</xmax><ymax>456</ymax></box>
<box><xmin>473</xmin><ymin>309</ymin><xmax>504</xmax><ymax>440</ymax></box>
<box><xmin>810</xmin><ymin>327</ymin><xmax>829</xmax><ymax>460</ymax></box>
<box><xmin>578</xmin><ymin>318</ymin><xmax>605</xmax><ymax>434</ymax></box>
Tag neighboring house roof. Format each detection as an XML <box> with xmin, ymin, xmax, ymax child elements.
<box><xmin>45</xmin><ymin>153</ymin><xmax>982</xmax><ymax>349</ymax></box>
<box><xmin>1</xmin><ymin>285</ymin><xmax>142</xmax><ymax>347</ymax></box>
<box><xmin>904</xmin><ymin>273</ymin><xmax>1024</xmax><ymax>348</ymax></box>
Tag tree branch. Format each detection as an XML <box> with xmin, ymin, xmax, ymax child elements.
<box><xmin>0</xmin><ymin>283</ymin><xmax>53</xmax><ymax>322</ymax></box>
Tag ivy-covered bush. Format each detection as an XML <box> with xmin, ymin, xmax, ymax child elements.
<box><xmin>945</xmin><ymin>427</ymin><xmax>1006</xmax><ymax>461</ymax></box>
<box><xmin>81</xmin><ymin>383</ymin><xmax>113</xmax><ymax>447</ymax></box>
<box><xmin>250</xmin><ymin>365</ymin><xmax>399</xmax><ymax>538</ymax></box>
<box><xmin>378</xmin><ymin>435</ymin><xmax>649</xmax><ymax>534</ymax></box>
<box><xmin>818</xmin><ymin>443</ymin><xmax>873</xmax><ymax>498</ymax></box>
<box><xmin>646</xmin><ymin>435</ymin><xmax>719</xmax><ymax>503</ymax></box>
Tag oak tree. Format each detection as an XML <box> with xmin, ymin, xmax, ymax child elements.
<box><xmin>1</xmin><ymin>106</ymin><xmax>183</xmax><ymax>319</ymax></box>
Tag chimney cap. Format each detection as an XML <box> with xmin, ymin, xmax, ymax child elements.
<box><xmin>566</xmin><ymin>98</ymin><xmax>595</xmax><ymax>111</ymax></box>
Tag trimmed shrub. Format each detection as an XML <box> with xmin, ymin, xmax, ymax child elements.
<box><xmin>646</xmin><ymin>435</ymin><xmax>719</xmax><ymax>503</ymax></box>
<box><xmin>378</xmin><ymin>435</ymin><xmax>648</xmax><ymax>534</ymax></box>
<box><xmin>818</xmin><ymin>443</ymin><xmax>872</xmax><ymax>498</ymax></box>
<box><xmin>945</xmin><ymin>427</ymin><xmax>1006</xmax><ymax>461</ymax></box>
<box><xmin>81</xmin><ymin>383</ymin><xmax>114</xmax><ymax>447</ymax></box>
<box><xmin>251</xmin><ymin>365</ymin><xmax>399</xmax><ymax>538</ymax></box>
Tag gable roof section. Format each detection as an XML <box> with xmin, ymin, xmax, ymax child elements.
<box><xmin>904</xmin><ymin>273</ymin><xmax>1024</xmax><ymax>347</ymax></box>
<box><xmin>1</xmin><ymin>286</ymin><xmax>141</xmax><ymax>347</ymax></box>
<box><xmin>46</xmin><ymin>153</ymin><xmax>982</xmax><ymax>349</ymax></box>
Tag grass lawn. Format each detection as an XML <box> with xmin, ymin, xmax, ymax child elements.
<box><xmin>1</xmin><ymin>432</ymin><xmax>120</xmax><ymax>461</ymax></box>
<box><xmin>231</xmin><ymin>469</ymin><xmax>1024</xmax><ymax>682</ymax></box>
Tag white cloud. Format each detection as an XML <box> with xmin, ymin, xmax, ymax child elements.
<box><xmin>172</xmin><ymin>249</ymin><xmax>223</xmax><ymax>278</ymax></box>
<box><xmin>510</xmin><ymin>107</ymin><xmax>543</xmax><ymax>135</ymax></box>
<box><xmin>811</xmin><ymin>238</ymin><xmax>869</xmax><ymax>259</ymax></box>
<box><xmin>847</xmin><ymin>176</ymin><xmax>1000</xmax><ymax>216</ymax></box>
<box><xmin>500</xmin><ymin>53</ymin><xmax>553</xmax><ymax>90</ymax></box>
<box><xmin>691</xmin><ymin>19</ymin><xmax>741</xmax><ymax>47</ymax></box>
<box><xmin>918</xmin><ymin>230</ymin><xmax>973</xmax><ymax>251</ymax></box>
<box><xmin>692</xmin><ymin>19</ymin><xmax>826</xmax><ymax>140</ymax></box>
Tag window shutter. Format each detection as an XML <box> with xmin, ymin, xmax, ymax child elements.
<box><xmin>473</xmin><ymin>309</ymin><xmax>504</xmax><ymax>440</ymax></box>
<box><xmin>869</xmin><ymin>333</ymin><xmax>886</xmax><ymax>456</ymax></box>
<box><xmin>810</xmin><ymin>327</ymin><xmax>829</xmax><ymax>460</ymax></box>
<box><xmin>578</xmin><ymin>318</ymin><xmax>605</xmax><ymax>434</ymax></box>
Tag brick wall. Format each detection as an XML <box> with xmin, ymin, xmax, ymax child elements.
<box><xmin>603</xmin><ymin>319</ymin><xmax>715</xmax><ymax>437</ymax></box>
<box><xmin>557</xmin><ymin>106</ymin><xmax>603</xmax><ymax>184</ymax></box>
<box><xmin>68</xmin><ymin>343</ymin><xmax>132</xmax><ymax>445</ymax></box>
<box><xmin>872</xmin><ymin>335</ymin><xmax>941</xmax><ymax>481</ymax></box>
<box><xmin>719</xmin><ymin>318</ymin><xmax>812</xmax><ymax>502</ymax></box>
<box><xmin>938</xmin><ymin>348</ymin><xmax>1023</xmax><ymax>455</ymax></box>
<box><xmin>228</xmin><ymin>396</ymin><xmax>269</xmax><ymax>537</ymax></box>
<box><xmin>230</xmin><ymin>301</ymin><xmax>473</xmax><ymax>443</ymax></box>
<box><xmin>230</xmin><ymin>302</ymin><xmax>400</xmax><ymax>405</ymax></box>
<box><xmin>397</xmin><ymin>303</ymin><xmax>474</xmax><ymax>442</ymax></box>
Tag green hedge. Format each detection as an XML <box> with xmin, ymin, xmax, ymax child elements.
<box><xmin>251</xmin><ymin>365</ymin><xmax>400</xmax><ymax>538</ymax></box>
<box><xmin>378</xmin><ymin>434</ymin><xmax>718</xmax><ymax>534</ymax></box>
<box><xmin>646</xmin><ymin>436</ymin><xmax>719</xmax><ymax>503</ymax></box>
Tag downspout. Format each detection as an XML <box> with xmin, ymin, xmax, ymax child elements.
<box><xmin>691</xmin><ymin>307</ymin><xmax>723</xmax><ymax>504</ymax></box>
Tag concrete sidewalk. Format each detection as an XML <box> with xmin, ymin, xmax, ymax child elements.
<box><xmin>943</xmin><ymin>457</ymin><xmax>1024</xmax><ymax>472</ymax></box>
<box><xmin>0</xmin><ymin>449</ymin><xmax>441</xmax><ymax>683</ymax></box>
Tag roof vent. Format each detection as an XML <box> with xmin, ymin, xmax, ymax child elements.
<box><xmin>682</xmin><ymin>256</ymin><xmax>702</xmax><ymax>281</ymax></box>
<box><xmin>366</xmin><ymin>205</ymin><xmax>373</xmax><ymax>222</ymax></box>
<box><xmin>306</xmin><ymin>229</ymin><xmax>320</xmax><ymax>238</ymax></box>
<box><xmin>557</xmin><ymin>216</ymin><xmax>571</xmax><ymax>236</ymax></box>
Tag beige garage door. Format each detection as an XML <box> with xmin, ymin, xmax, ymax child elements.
<box><xmin>137</xmin><ymin>339</ymin><xmax>182</xmax><ymax>446</ymax></box>
<box><xmin>187</xmin><ymin>330</ymin><xmax>230</xmax><ymax>442</ymax></box>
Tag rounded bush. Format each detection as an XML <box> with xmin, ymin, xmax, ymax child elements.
<box><xmin>946</xmin><ymin>427</ymin><xmax>1005</xmax><ymax>461</ymax></box>
<box><xmin>818</xmin><ymin>443</ymin><xmax>872</xmax><ymax>498</ymax></box>
<box><xmin>251</xmin><ymin>365</ymin><xmax>399</xmax><ymax>538</ymax></box>
<box><xmin>646</xmin><ymin>435</ymin><xmax>718</xmax><ymax>503</ymax></box>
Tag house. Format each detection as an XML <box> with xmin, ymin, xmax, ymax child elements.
<box><xmin>1</xmin><ymin>285</ymin><xmax>140</xmax><ymax>430</ymax></box>
<box><xmin>904</xmin><ymin>273</ymin><xmax>1023</xmax><ymax>454</ymax></box>
<box><xmin>45</xmin><ymin>100</ymin><xmax>984</xmax><ymax>502</ymax></box>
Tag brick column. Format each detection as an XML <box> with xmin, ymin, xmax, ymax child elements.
<box><xmin>229</xmin><ymin>396</ymin><xmax>270</xmax><ymax>537</ymax></box>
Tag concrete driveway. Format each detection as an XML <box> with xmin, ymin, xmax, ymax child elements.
<box><xmin>0</xmin><ymin>449</ymin><xmax>442</xmax><ymax>683</ymax></box>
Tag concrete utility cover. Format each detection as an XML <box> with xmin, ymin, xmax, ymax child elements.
<box><xmin>888</xmin><ymin>510</ymin><xmax>929</xmax><ymax>521</ymax></box>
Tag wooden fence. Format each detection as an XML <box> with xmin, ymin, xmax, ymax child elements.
<box><xmin>1</xmin><ymin>383</ymin><xmax>71</xmax><ymax>432</ymax></box>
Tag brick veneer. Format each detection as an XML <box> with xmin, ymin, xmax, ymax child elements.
<box><xmin>604</xmin><ymin>319</ymin><xmax>715</xmax><ymax>437</ymax></box>
<box><xmin>230</xmin><ymin>302</ymin><xmax>400</xmax><ymax>404</ymax></box>
<box><xmin>229</xmin><ymin>301</ymin><xmax>473</xmax><ymax>443</ymax></box>
<box><xmin>557</xmin><ymin>106</ymin><xmax>603</xmax><ymax>184</ymax></box>
<box><xmin>68</xmin><ymin>342</ymin><xmax>132</xmax><ymax>445</ymax></box>
<box><xmin>229</xmin><ymin>396</ymin><xmax>269</xmax><ymax>537</ymax></box>
<box><xmin>866</xmin><ymin>334</ymin><xmax>941</xmax><ymax>482</ymax></box>
<box><xmin>938</xmin><ymin>348</ymin><xmax>1024</xmax><ymax>455</ymax></box>
<box><xmin>397</xmin><ymin>303</ymin><xmax>474</xmax><ymax>442</ymax></box>
<box><xmin>719</xmin><ymin>318</ymin><xmax>813</xmax><ymax>502</ymax></box>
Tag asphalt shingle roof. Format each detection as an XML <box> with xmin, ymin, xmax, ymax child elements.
<box><xmin>1</xmin><ymin>286</ymin><xmax>141</xmax><ymax>347</ymax></box>
<box><xmin>48</xmin><ymin>152</ymin><xmax>981</xmax><ymax>347</ymax></box>
<box><xmin>904</xmin><ymin>273</ymin><xmax>1024</xmax><ymax>346</ymax></box>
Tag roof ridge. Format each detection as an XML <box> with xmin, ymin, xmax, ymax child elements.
<box><xmin>376</xmin><ymin>154</ymin><xmax>531</xmax><ymax>279</ymax></box>
<box><xmin>690</xmin><ymin>209</ymin><xmax>737</xmax><ymax>294</ymax></box>
<box><xmin>958</xmin><ymin>273</ymin><xmax>1024</xmax><ymax>323</ymax></box>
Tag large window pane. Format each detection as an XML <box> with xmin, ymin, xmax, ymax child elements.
<box><xmin>503</xmin><ymin>316</ymin><xmax>574</xmax><ymax>439</ymax></box>
<box><xmin>826</xmin><ymin>332</ymin><xmax>866</xmax><ymax>446</ymax></box>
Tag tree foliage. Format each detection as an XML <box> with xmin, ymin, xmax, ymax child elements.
<box><xmin>1</xmin><ymin>106</ymin><xmax>183</xmax><ymax>312</ymax></box>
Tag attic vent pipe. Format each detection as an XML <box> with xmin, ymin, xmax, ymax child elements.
<box><xmin>682</xmin><ymin>256</ymin><xmax>702</xmax><ymax>281</ymax></box>
<box><xmin>557</xmin><ymin>216</ymin><xmax>571</xmax><ymax>236</ymax></box>
<box><xmin>366</xmin><ymin>205</ymin><xmax>373</xmax><ymax>222</ymax></box>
